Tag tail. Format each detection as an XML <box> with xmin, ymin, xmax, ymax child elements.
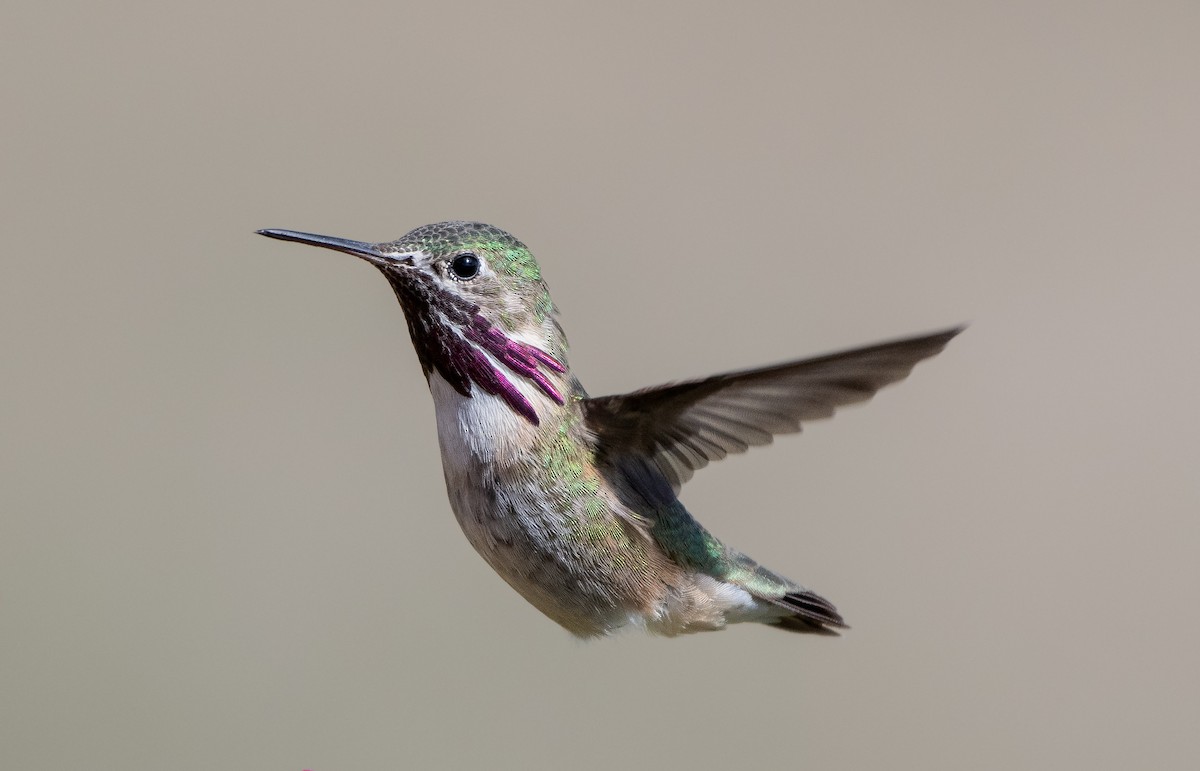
<box><xmin>727</xmin><ymin>553</ymin><xmax>848</xmax><ymax>635</ymax></box>
<box><xmin>764</xmin><ymin>589</ymin><xmax>847</xmax><ymax>635</ymax></box>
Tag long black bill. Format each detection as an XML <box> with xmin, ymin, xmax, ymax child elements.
<box><xmin>256</xmin><ymin>228</ymin><xmax>397</xmax><ymax>268</ymax></box>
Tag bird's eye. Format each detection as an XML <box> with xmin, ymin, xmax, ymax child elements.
<box><xmin>449</xmin><ymin>253</ymin><xmax>481</xmax><ymax>280</ymax></box>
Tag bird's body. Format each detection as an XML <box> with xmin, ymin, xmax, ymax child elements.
<box><xmin>430</xmin><ymin>373</ymin><xmax>795</xmax><ymax>636</ymax></box>
<box><xmin>259</xmin><ymin>222</ymin><xmax>960</xmax><ymax>638</ymax></box>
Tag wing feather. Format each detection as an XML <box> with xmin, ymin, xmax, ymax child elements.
<box><xmin>584</xmin><ymin>327</ymin><xmax>963</xmax><ymax>491</ymax></box>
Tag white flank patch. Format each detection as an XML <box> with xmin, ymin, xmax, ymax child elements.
<box><xmin>691</xmin><ymin>574</ymin><xmax>780</xmax><ymax>624</ymax></box>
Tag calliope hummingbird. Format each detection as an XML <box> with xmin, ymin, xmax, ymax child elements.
<box><xmin>258</xmin><ymin>222</ymin><xmax>961</xmax><ymax>638</ymax></box>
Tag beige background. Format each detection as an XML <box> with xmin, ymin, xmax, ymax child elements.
<box><xmin>3</xmin><ymin>2</ymin><xmax>1198</xmax><ymax>769</ymax></box>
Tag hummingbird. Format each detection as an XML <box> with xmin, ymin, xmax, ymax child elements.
<box><xmin>258</xmin><ymin>222</ymin><xmax>961</xmax><ymax>638</ymax></box>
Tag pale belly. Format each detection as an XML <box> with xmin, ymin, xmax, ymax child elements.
<box><xmin>429</xmin><ymin>374</ymin><xmax>660</xmax><ymax>636</ymax></box>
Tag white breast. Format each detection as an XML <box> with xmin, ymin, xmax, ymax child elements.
<box><xmin>427</xmin><ymin>372</ymin><xmax>547</xmax><ymax>473</ymax></box>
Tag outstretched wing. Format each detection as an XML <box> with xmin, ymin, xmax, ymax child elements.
<box><xmin>583</xmin><ymin>327</ymin><xmax>963</xmax><ymax>492</ymax></box>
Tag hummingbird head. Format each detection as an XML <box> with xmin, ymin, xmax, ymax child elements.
<box><xmin>258</xmin><ymin>221</ymin><xmax>569</xmax><ymax>425</ymax></box>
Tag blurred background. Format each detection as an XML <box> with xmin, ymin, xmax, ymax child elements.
<box><xmin>3</xmin><ymin>2</ymin><xmax>1197</xmax><ymax>769</ymax></box>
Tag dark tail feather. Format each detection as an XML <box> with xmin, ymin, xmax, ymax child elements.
<box><xmin>766</xmin><ymin>590</ymin><xmax>848</xmax><ymax>636</ymax></box>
